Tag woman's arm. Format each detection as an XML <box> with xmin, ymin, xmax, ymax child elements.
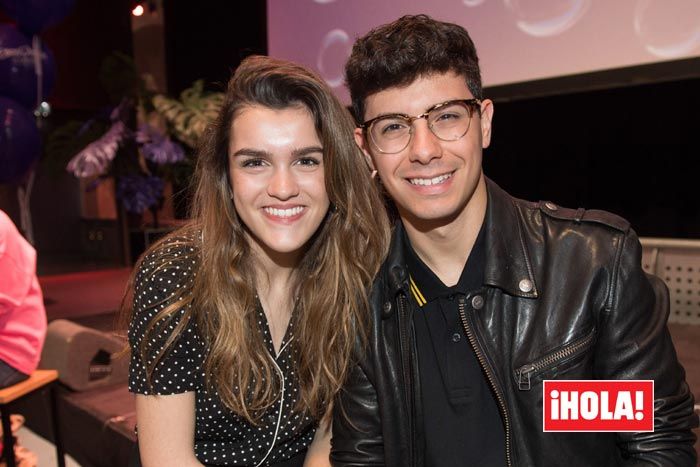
<box><xmin>304</xmin><ymin>415</ymin><xmax>332</xmax><ymax>467</ymax></box>
<box><xmin>136</xmin><ymin>392</ymin><xmax>204</xmax><ymax>467</ymax></box>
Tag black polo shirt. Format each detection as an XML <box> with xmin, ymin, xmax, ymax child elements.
<box><xmin>403</xmin><ymin>224</ymin><xmax>506</xmax><ymax>466</ymax></box>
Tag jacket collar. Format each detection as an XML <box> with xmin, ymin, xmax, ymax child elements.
<box><xmin>383</xmin><ymin>177</ymin><xmax>538</xmax><ymax>299</ymax></box>
<box><xmin>384</xmin><ymin>222</ymin><xmax>411</xmax><ymax>295</ymax></box>
<box><xmin>482</xmin><ymin>178</ymin><xmax>538</xmax><ymax>298</ymax></box>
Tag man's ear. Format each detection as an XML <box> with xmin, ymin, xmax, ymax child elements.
<box><xmin>354</xmin><ymin>127</ymin><xmax>375</xmax><ymax>171</ymax></box>
<box><xmin>479</xmin><ymin>99</ymin><xmax>494</xmax><ymax>149</ymax></box>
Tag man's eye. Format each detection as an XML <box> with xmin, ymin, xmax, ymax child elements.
<box><xmin>434</xmin><ymin>112</ymin><xmax>462</xmax><ymax>122</ymax></box>
<box><xmin>379</xmin><ymin>121</ymin><xmax>409</xmax><ymax>135</ymax></box>
<box><xmin>241</xmin><ymin>158</ymin><xmax>266</xmax><ymax>168</ymax></box>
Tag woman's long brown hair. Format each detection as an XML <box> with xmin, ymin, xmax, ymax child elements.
<box><xmin>121</xmin><ymin>55</ymin><xmax>390</xmax><ymax>423</ymax></box>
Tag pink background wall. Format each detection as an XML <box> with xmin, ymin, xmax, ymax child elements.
<box><xmin>268</xmin><ymin>0</ymin><xmax>700</xmax><ymax>102</ymax></box>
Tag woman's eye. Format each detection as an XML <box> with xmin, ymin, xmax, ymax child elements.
<box><xmin>296</xmin><ymin>157</ymin><xmax>321</xmax><ymax>167</ymax></box>
<box><xmin>241</xmin><ymin>158</ymin><xmax>266</xmax><ymax>168</ymax></box>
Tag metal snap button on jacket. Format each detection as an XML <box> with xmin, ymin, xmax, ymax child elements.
<box><xmin>519</xmin><ymin>279</ymin><xmax>533</xmax><ymax>293</ymax></box>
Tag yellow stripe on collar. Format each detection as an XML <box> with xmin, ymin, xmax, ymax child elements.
<box><xmin>409</xmin><ymin>275</ymin><xmax>427</xmax><ymax>307</ymax></box>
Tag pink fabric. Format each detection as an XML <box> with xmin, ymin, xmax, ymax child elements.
<box><xmin>0</xmin><ymin>210</ymin><xmax>47</xmax><ymax>375</ymax></box>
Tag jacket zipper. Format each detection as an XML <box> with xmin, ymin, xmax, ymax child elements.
<box><xmin>457</xmin><ymin>296</ymin><xmax>513</xmax><ymax>467</ymax></box>
<box><xmin>516</xmin><ymin>328</ymin><xmax>596</xmax><ymax>391</ymax></box>
<box><xmin>397</xmin><ymin>293</ymin><xmax>416</xmax><ymax>467</ymax></box>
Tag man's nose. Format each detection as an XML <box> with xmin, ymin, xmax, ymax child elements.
<box><xmin>408</xmin><ymin>118</ymin><xmax>442</xmax><ymax>164</ymax></box>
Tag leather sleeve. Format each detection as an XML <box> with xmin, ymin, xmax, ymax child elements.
<box><xmin>330</xmin><ymin>359</ymin><xmax>386</xmax><ymax>466</ymax></box>
<box><xmin>595</xmin><ymin>230</ymin><xmax>698</xmax><ymax>466</ymax></box>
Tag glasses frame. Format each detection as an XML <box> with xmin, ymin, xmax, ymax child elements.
<box><xmin>360</xmin><ymin>98</ymin><xmax>482</xmax><ymax>154</ymax></box>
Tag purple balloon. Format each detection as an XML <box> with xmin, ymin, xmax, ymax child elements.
<box><xmin>0</xmin><ymin>96</ymin><xmax>41</xmax><ymax>184</ymax></box>
<box><xmin>0</xmin><ymin>23</ymin><xmax>56</xmax><ymax>109</ymax></box>
<box><xmin>0</xmin><ymin>0</ymin><xmax>76</xmax><ymax>35</ymax></box>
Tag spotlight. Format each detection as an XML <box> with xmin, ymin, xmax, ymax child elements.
<box><xmin>132</xmin><ymin>3</ymin><xmax>144</xmax><ymax>16</ymax></box>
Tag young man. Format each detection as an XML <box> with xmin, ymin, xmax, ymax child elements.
<box><xmin>331</xmin><ymin>15</ymin><xmax>698</xmax><ymax>467</ymax></box>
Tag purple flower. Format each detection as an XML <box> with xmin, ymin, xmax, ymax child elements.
<box><xmin>136</xmin><ymin>123</ymin><xmax>186</xmax><ymax>164</ymax></box>
<box><xmin>66</xmin><ymin>121</ymin><xmax>128</xmax><ymax>178</ymax></box>
<box><xmin>115</xmin><ymin>174</ymin><xmax>165</xmax><ymax>214</ymax></box>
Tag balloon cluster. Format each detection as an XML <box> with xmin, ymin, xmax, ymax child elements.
<box><xmin>0</xmin><ymin>0</ymin><xmax>74</xmax><ymax>184</ymax></box>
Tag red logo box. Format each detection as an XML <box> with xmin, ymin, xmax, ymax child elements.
<box><xmin>543</xmin><ymin>380</ymin><xmax>654</xmax><ymax>432</ymax></box>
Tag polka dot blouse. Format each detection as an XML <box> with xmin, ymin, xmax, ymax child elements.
<box><xmin>128</xmin><ymin>242</ymin><xmax>316</xmax><ymax>466</ymax></box>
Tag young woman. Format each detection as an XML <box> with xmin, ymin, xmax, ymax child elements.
<box><xmin>124</xmin><ymin>55</ymin><xmax>389</xmax><ymax>466</ymax></box>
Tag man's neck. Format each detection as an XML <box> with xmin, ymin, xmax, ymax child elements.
<box><xmin>402</xmin><ymin>178</ymin><xmax>487</xmax><ymax>287</ymax></box>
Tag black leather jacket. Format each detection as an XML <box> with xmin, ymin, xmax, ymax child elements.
<box><xmin>331</xmin><ymin>179</ymin><xmax>698</xmax><ymax>467</ymax></box>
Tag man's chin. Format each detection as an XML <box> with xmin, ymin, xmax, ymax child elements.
<box><xmin>397</xmin><ymin>205</ymin><xmax>464</xmax><ymax>232</ymax></box>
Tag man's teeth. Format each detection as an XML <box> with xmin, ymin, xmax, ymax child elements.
<box><xmin>264</xmin><ymin>206</ymin><xmax>304</xmax><ymax>217</ymax></box>
<box><xmin>409</xmin><ymin>173</ymin><xmax>452</xmax><ymax>186</ymax></box>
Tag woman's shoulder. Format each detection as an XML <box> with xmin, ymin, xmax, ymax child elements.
<box><xmin>132</xmin><ymin>227</ymin><xmax>201</xmax><ymax>308</ymax></box>
<box><xmin>136</xmin><ymin>227</ymin><xmax>200</xmax><ymax>283</ymax></box>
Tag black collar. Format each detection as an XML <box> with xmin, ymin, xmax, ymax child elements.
<box><xmin>403</xmin><ymin>222</ymin><xmax>486</xmax><ymax>306</ymax></box>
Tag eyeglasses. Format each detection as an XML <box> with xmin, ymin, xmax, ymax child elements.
<box><xmin>360</xmin><ymin>99</ymin><xmax>481</xmax><ymax>154</ymax></box>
